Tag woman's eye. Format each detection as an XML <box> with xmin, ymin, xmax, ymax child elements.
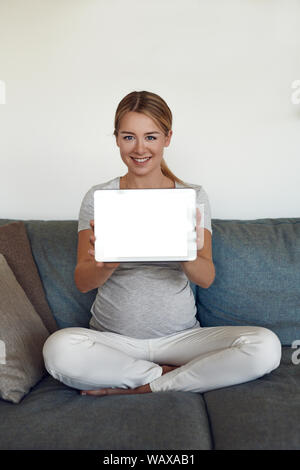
<box><xmin>123</xmin><ymin>136</ymin><xmax>156</xmax><ymax>141</ymax></box>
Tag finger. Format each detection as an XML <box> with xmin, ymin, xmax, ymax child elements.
<box><xmin>196</xmin><ymin>208</ymin><xmax>202</xmax><ymax>225</ymax></box>
<box><xmin>196</xmin><ymin>228</ymin><xmax>204</xmax><ymax>250</ymax></box>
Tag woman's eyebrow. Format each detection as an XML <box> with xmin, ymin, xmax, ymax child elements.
<box><xmin>120</xmin><ymin>131</ymin><xmax>160</xmax><ymax>135</ymax></box>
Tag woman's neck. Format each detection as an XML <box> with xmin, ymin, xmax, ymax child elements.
<box><xmin>120</xmin><ymin>173</ymin><xmax>175</xmax><ymax>189</ymax></box>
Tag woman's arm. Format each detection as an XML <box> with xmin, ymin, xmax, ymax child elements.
<box><xmin>180</xmin><ymin>228</ymin><xmax>215</xmax><ymax>289</ymax></box>
<box><xmin>74</xmin><ymin>221</ymin><xmax>120</xmax><ymax>293</ymax></box>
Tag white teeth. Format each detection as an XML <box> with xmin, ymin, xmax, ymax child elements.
<box><xmin>132</xmin><ymin>157</ymin><xmax>151</xmax><ymax>162</ymax></box>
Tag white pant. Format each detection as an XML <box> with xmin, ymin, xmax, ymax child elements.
<box><xmin>42</xmin><ymin>325</ymin><xmax>282</xmax><ymax>393</ymax></box>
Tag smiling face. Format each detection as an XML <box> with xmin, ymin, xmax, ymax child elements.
<box><xmin>116</xmin><ymin>111</ymin><xmax>172</xmax><ymax>180</ymax></box>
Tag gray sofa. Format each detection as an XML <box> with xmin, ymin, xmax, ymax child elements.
<box><xmin>0</xmin><ymin>217</ymin><xmax>299</xmax><ymax>450</ymax></box>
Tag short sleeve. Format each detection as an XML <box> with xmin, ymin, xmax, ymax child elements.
<box><xmin>78</xmin><ymin>186</ymin><xmax>95</xmax><ymax>232</ymax></box>
<box><xmin>195</xmin><ymin>186</ymin><xmax>213</xmax><ymax>234</ymax></box>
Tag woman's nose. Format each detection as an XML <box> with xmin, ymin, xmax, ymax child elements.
<box><xmin>133</xmin><ymin>139</ymin><xmax>146</xmax><ymax>154</ymax></box>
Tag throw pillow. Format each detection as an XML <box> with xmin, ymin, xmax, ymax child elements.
<box><xmin>0</xmin><ymin>254</ymin><xmax>50</xmax><ymax>404</ymax></box>
<box><xmin>0</xmin><ymin>221</ymin><xmax>57</xmax><ymax>334</ymax></box>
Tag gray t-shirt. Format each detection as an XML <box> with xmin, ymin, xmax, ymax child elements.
<box><xmin>78</xmin><ymin>176</ymin><xmax>213</xmax><ymax>339</ymax></box>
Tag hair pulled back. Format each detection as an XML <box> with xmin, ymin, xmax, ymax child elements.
<box><xmin>113</xmin><ymin>91</ymin><xmax>186</xmax><ymax>185</ymax></box>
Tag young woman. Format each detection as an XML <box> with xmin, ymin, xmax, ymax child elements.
<box><xmin>43</xmin><ymin>91</ymin><xmax>282</xmax><ymax>397</ymax></box>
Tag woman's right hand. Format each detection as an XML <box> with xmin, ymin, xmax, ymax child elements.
<box><xmin>89</xmin><ymin>220</ymin><xmax>121</xmax><ymax>270</ymax></box>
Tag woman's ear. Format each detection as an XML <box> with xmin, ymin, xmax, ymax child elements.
<box><xmin>165</xmin><ymin>130</ymin><xmax>173</xmax><ymax>147</ymax></box>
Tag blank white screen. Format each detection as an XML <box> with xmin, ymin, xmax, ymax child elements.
<box><xmin>94</xmin><ymin>188</ymin><xmax>196</xmax><ymax>261</ymax></box>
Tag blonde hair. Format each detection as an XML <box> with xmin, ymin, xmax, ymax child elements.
<box><xmin>113</xmin><ymin>91</ymin><xmax>187</xmax><ymax>185</ymax></box>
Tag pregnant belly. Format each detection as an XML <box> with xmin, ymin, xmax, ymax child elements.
<box><xmin>92</xmin><ymin>277</ymin><xmax>197</xmax><ymax>337</ymax></box>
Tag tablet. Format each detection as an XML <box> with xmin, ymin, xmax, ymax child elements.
<box><xmin>94</xmin><ymin>188</ymin><xmax>203</xmax><ymax>262</ymax></box>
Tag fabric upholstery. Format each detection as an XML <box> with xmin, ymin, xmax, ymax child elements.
<box><xmin>0</xmin><ymin>221</ymin><xmax>57</xmax><ymax>334</ymax></box>
<box><xmin>24</xmin><ymin>220</ymin><xmax>97</xmax><ymax>329</ymax></box>
<box><xmin>0</xmin><ymin>217</ymin><xmax>299</xmax><ymax>450</ymax></box>
<box><xmin>0</xmin><ymin>219</ymin><xmax>97</xmax><ymax>329</ymax></box>
<box><xmin>196</xmin><ymin>218</ymin><xmax>300</xmax><ymax>345</ymax></box>
<box><xmin>0</xmin><ymin>219</ymin><xmax>197</xmax><ymax>329</ymax></box>
<box><xmin>0</xmin><ymin>254</ymin><xmax>49</xmax><ymax>403</ymax></box>
<box><xmin>204</xmin><ymin>347</ymin><xmax>300</xmax><ymax>449</ymax></box>
<box><xmin>0</xmin><ymin>374</ymin><xmax>212</xmax><ymax>450</ymax></box>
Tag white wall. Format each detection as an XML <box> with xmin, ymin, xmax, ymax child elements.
<box><xmin>0</xmin><ymin>0</ymin><xmax>299</xmax><ymax>221</ymax></box>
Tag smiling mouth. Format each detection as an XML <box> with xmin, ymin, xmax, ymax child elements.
<box><xmin>130</xmin><ymin>156</ymin><xmax>152</xmax><ymax>163</ymax></box>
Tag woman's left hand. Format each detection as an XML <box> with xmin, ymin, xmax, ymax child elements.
<box><xmin>180</xmin><ymin>208</ymin><xmax>203</xmax><ymax>266</ymax></box>
<box><xmin>196</xmin><ymin>207</ymin><xmax>204</xmax><ymax>251</ymax></box>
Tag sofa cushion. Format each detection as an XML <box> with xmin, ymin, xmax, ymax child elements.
<box><xmin>0</xmin><ymin>254</ymin><xmax>50</xmax><ymax>404</ymax></box>
<box><xmin>204</xmin><ymin>346</ymin><xmax>300</xmax><ymax>449</ymax></box>
<box><xmin>0</xmin><ymin>374</ymin><xmax>212</xmax><ymax>450</ymax></box>
<box><xmin>0</xmin><ymin>219</ymin><xmax>98</xmax><ymax>329</ymax></box>
<box><xmin>0</xmin><ymin>221</ymin><xmax>57</xmax><ymax>334</ymax></box>
<box><xmin>0</xmin><ymin>219</ymin><xmax>197</xmax><ymax>330</ymax></box>
<box><xmin>23</xmin><ymin>220</ymin><xmax>99</xmax><ymax>329</ymax></box>
<box><xmin>196</xmin><ymin>218</ymin><xmax>300</xmax><ymax>346</ymax></box>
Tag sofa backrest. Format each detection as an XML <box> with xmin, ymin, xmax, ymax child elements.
<box><xmin>0</xmin><ymin>217</ymin><xmax>299</xmax><ymax>345</ymax></box>
<box><xmin>196</xmin><ymin>218</ymin><xmax>300</xmax><ymax>346</ymax></box>
<box><xmin>0</xmin><ymin>219</ymin><xmax>97</xmax><ymax>329</ymax></box>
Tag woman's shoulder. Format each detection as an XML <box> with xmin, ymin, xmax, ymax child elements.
<box><xmin>81</xmin><ymin>177</ymin><xmax>119</xmax><ymax>201</ymax></box>
<box><xmin>86</xmin><ymin>176</ymin><xmax>119</xmax><ymax>193</ymax></box>
<box><xmin>177</xmin><ymin>181</ymin><xmax>212</xmax><ymax>214</ymax></box>
<box><xmin>176</xmin><ymin>180</ymin><xmax>207</xmax><ymax>195</ymax></box>
<box><xmin>78</xmin><ymin>177</ymin><xmax>120</xmax><ymax>231</ymax></box>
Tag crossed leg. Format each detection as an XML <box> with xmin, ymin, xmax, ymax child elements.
<box><xmin>42</xmin><ymin>327</ymin><xmax>173</xmax><ymax>396</ymax></box>
<box><xmin>148</xmin><ymin>325</ymin><xmax>282</xmax><ymax>393</ymax></box>
<box><xmin>43</xmin><ymin>325</ymin><xmax>281</xmax><ymax>397</ymax></box>
<box><xmin>79</xmin><ymin>325</ymin><xmax>281</xmax><ymax>396</ymax></box>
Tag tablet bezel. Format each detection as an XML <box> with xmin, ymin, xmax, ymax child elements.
<box><xmin>94</xmin><ymin>188</ymin><xmax>198</xmax><ymax>262</ymax></box>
